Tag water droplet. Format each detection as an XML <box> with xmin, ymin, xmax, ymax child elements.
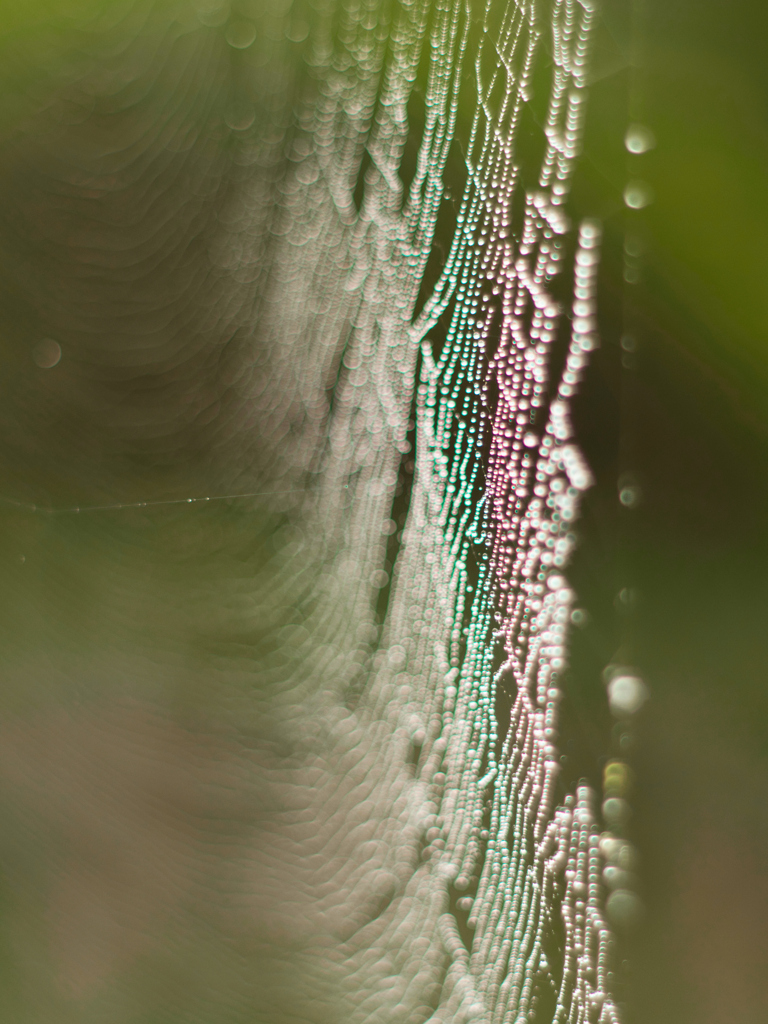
<box><xmin>197</xmin><ymin>0</ymin><xmax>229</xmax><ymax>27</ymax></box>
<box><xmin>624</xmin><ymin>123</ymin><xmax>656</xmax><ymax>154</ymax></box>
<box><xmin>287</xmin><ymin>20</ymin><xmax>309</xmax><ymax>43</ymax></box>
<box><xmin>624</xmin><ymin>180</ymin><xmax>654</xmax><ymax>209</ymax></box>
<box><xmin>226</xmin><ymin>18</ymin><xmax>256</xmax><ymax>48</ymax></box>
<box><xmin>370</xmin><ymin>568</ymin><xmax>389</xmax><ymax>589</ymax></box>
<box><xmin>624</xmin><ymin>234</ymin><xmax>645</xmax><ymax>257</ymax></box>
<box><xmin>619</xmin><ymin>485</ymin><xmax>639</xmax><ymax>507</ymax></box>
<box><xmin>606</xmin><ymin>889</ymin><xmax>644</xmax><ymax>929</ymax></box>
<box><xmin>33</xmin><ymin>339</ymin><xmax>61</xmax><ymax>368</ymax></box>
<box><xmin>225</xmin><ymin>104</ymin><xmax>255</xmax><ymax>131</ymax></box>
<box><xmin>608</xmin><ymin>674</ymin><xmax>649</xmax><ymax>715</ymax></box>
<box><xmin>602</xmin><ymin>796</ymin><xmax>631</xmax><ymax>824</ymax></box>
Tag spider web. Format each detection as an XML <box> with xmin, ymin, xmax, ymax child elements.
<box><xmin>3</xmin><ymin>0</ymin><xmax>621</xmax><ymax>1018</ymax></box>
<box><xmin>250</xmin><ymin>0</ymin><xmax>622</xmax><ymax>1019</ymax></box>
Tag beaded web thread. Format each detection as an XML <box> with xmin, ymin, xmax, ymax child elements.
<box><xmin>347</xmin><ymin>0</ymin><xmax>622</xmax><ymax>1020</ymax></box>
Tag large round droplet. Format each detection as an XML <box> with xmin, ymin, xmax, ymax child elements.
<box><xmin>624</xmin><ymin>123</ymin><xmax>656</xmax><ymax>154</ymax></box>
<box><xmin>225</xmin><ymin>104</ymin><xmax>255</xmax><ymax>131</ymax></box>
<box><xmin>606</xmin><ymin>889</ymin><xmax>644</xmax><ymax>929</ymax></box>
<box><xmin>623</xmin><ymin>180</ymin><xmax>654</xmax><ymax>209</ymax></box>
<box><xmin>33</xmin><ymin>339</ymin><xmax>61</xmax><ymax>368</ymax></box>
<box><xmin>608</xmin><ymin>674</ymin><xmax>649</xmax><ymax>715</ymax></box>
<box><xmin>226</xmin><ymin>18</ymin><xmax>257</xmax><ymax>48</ymax></box>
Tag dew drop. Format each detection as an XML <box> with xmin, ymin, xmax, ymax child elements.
<box><xmin>197</xmin><ymin>0</ymin><xmax>229</xmax><ymax>27</ymax></box>
<box><xmin>226</xmin><ymin>18</ymin><xmax>257</xmax><ymax>48</ymax></box>
<box><xmin>608</xmin><ymin>675</ymin><xmax>649</xmax><ymax>715</ymax></box>
<box><xmin>619</xmin><ymin>485</ymin><xmax>639</xmax><ymax>507</ymax></box>
<box><xmin>225</xmin><ymin>104</ymin><xmax>256</xmax><ymax>131</ymax></box>
<box><xmin>606</xmin><ymin>889</ymin><xmax>644</xmax><ymax>929</ymax></box>
<box><xmin>624</xmin><ymin>123</ymin><xmax>656</xmax><ymax>154</ymax></box>
<box><xmin>623</xmin><ymin>180</ymin><xmax>654</xmax><ymax>209</ymax></box>
<box><xmin>33</xmin><ymin>339</ymin><xmax>61</xmax><ymax>368</ymax></box>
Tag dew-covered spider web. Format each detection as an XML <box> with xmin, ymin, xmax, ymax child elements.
<box><xmin>2</xmin><ymin>0</ymin><xmax>623</xmax><ymax>1018</ymax></box>
<box><xmin>233</xmin><ymin>0</ymin><xmax>622</xmax><ymax>1019</ymax></box>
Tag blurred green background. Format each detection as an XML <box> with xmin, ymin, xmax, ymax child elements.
<box><xmin>0</xmin><ymin>0</ymin><xmax>766</xmax><ymax>1021</ymax></box>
